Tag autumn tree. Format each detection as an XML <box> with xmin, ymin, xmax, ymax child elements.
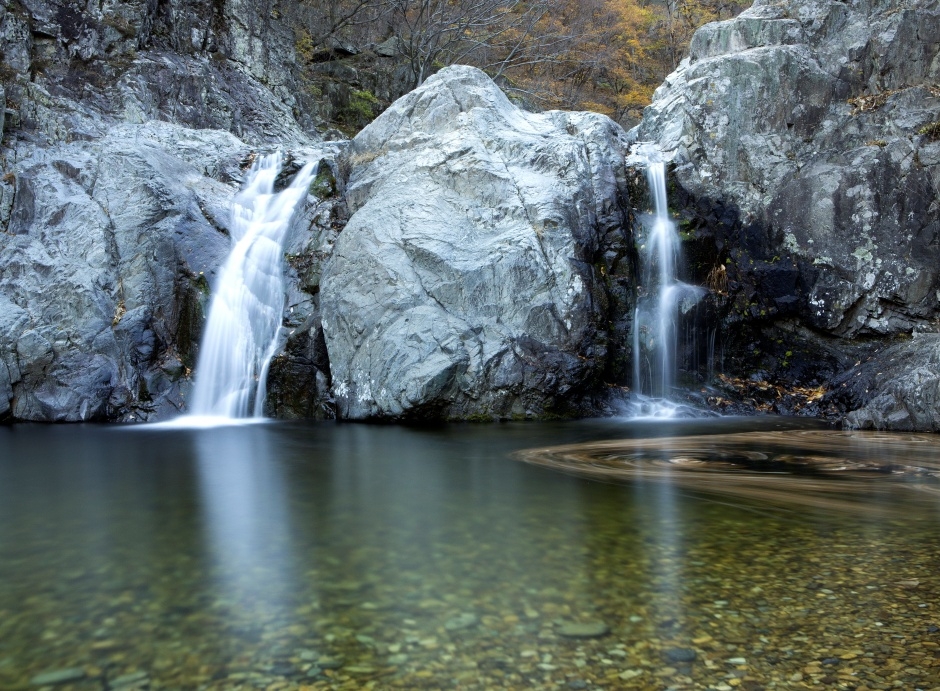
<box><xmin>297</xmin><ymin>0</ymin><xmax>748</xmax><ymax>127</ymax></box>
<box><xmin>386</xmin><ymin>0</ymin><xmax>564</xmax><ymax>88</ymax></box>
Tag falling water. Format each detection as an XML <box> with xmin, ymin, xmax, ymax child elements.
<box><xmin>189</xmin><ymin>153</ymin><xmax>316</xmax><ymax>420</ymax></box>
<box><xmin>645</xmin><ymin>160</ymin><xmax>680</xmax><ymax>398</ymax></box>
<box><xmin>631</xmin><ymin>149</ymin><xmax>703</xmax><ymax>412</ymax></box>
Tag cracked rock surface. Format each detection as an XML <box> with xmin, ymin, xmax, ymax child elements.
<box><xmin>0</xmin><ymin>122</ymin><xmax>245</xmax><ymax>420</ymax></box>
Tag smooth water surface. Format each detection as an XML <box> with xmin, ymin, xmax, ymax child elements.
<box><xmin>1</xmin><ymin>419</ymin><xmax>939</xmax><ymax>691</ymax></box>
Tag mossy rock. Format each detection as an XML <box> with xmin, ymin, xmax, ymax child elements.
<box><xmin>310</xmin><ymin>165</ymin><xmax>338</xmax><ymax>198</ymax></box>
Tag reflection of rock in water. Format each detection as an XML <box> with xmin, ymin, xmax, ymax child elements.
<box><xmin>516</xmin><ymin>430</ymin><xmax>940</xmax><ymax>517</ymax></box>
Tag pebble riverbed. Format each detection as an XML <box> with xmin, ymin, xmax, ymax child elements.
<box><xmin>0</xmin><ymin>419</ymin><xmax>938</xmax><ymax>691</ymax></box>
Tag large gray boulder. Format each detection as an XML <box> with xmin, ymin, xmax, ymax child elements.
<box><xmin>0</xmin><ymin>122</ymin><xmax>247</xmax><ymax>421</ymax></box>
<box><xmin>632</xmin><ymin>0</ymin><xmax>940</xmax><ymax>428</ymax></box>
<box><xmin>320</xmin><ymin>66</ymin><xmax>632</xmax><ymax>420</ymax></box>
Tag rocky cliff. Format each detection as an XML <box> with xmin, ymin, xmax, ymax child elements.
<box><xmin>632</xmin><ymin>0</ymin><xmax>940</xmax><ymax>429</ymax></box>
<box><xmin>0</xmin><ymin>122</ymin><xmax>240</xmax><ymax>421</ymax></box>
<box><xmin>0</xmin><ymin>0</ymin><xmax>349</xmax><ymax>421</ymax></box>
<box><xmin>1</xmin><ymin>0</ymin><xmax>637</xmax><ymax>425</ymax></box>
<box><xmin>5</xmin><ymin>0</ymin><xmax>940</xmax><ymax>429</ymax></box>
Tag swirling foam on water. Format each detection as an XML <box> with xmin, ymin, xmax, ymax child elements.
<box><xmin>517</xmin><ymin>429</ymin><xmax>940</xmax><ymax>517</ymax></box>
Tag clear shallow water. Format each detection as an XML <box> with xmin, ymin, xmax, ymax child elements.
<box><xmin>0</xmin><ymin>419</ymin><xmax>939</xmax><ymax>691</ymax></box>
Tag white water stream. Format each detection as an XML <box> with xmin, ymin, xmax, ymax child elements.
<box><xmin>631</xmin><ymin>149</ymin><xmax>703</xmax><ymax>414</ymax></box>
<box><xmin>188</xmin><ymin>153</ymin><xmax>316</xmax><ymax>420</ymax></box>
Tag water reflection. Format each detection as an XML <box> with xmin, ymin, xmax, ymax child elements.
<box><xmin>1</xmin><ymin>421</ymin><xmax>939</xmax><ymax>690</ymax></box>
<box><xmin>193</xmin><ymin>426</ymin><xmax>296</xmax><ymax>618</ymax></box>
<box><xmin>644</xmin><ymin>446</ymin><xmax>687</xmax><ymax>636</ymax></box>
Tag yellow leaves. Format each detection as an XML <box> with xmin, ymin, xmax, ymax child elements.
<box><xmin>715</xmin><ymin>373</ymin><xmax>828</xmax><ymax>413</ymax></box>
<box><xmin>314</xmin><ymin>0</ymin><xmax>747</xmax><ymax>126</ymax></box>
<box><xmin>848</xmin><ymin>89</ymin><xmax>897</xmax><ymax>115</ymax></box>
<box><xmin>488</xmin><ymin>0</ymin><xmax>747</xmax><ymax>124</ymax></box>
<box><xmin>579</xmin><ymin>100</ymin><xmax>616</xmax><ymax>118</ymax></box>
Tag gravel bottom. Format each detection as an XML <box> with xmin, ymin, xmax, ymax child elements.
<box><xmin>0</xmin><ymin>424</ymin><xmax>938</xmax><ymax>691</ymax></box>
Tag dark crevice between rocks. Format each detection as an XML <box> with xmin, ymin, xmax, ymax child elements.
<box><xmin>266</xmin><ymin>322</ymin><xmax>335</xmax><ymax>421</ymax></box>
<box><xmin>174</xmin><ymin>271</ymin><xmax>208</xmax><ymax>375</ymax></box>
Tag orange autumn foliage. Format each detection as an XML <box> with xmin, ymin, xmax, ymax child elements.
<box><xmin>304</xmin><ymin>0</ymin><xmax>749</xmax><ymax>127</ymax></box>
<box><xmin>491</xmin><ymin>0</ymin><xmax>748</xmax><ymax>125</ymax></box>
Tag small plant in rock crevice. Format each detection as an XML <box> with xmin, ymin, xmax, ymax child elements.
<box><xmin>706</xmin><ymin>264</ymin><xmax>728</xmax><ymax>295</ymax></box>
<box><xmin>918</xmin><ymin>121</ymin><xmax>940</xmax><ymax>141</ymax></box>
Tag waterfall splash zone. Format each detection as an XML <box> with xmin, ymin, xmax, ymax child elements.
<box><xmin>516</xmin><ymin>430</ymin><xmax>940</xmax><ymax>517</ymax></box>
<box><xmin>183</xmin><ymin>153</ymin><xmax>315</xmax><ymax>422</ymax></box>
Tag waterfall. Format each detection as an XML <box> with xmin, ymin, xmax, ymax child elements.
<box><xmin>631</xmin><ymin>148</ymin><xmax>704</xmax><ymax>414</ymax></box>
<box><xmin>644</xmin><ymin>160</ymin><xmax>679</xmax><ymax>398</ymax></box>
<box><xmin>189</xmin><ymin>153</ymin><xmax>316</xmax><ymax>420</ymax></box>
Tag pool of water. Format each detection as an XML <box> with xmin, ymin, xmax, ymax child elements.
<box><xmin>0</xmin><ymin>418</ymin><xmax>938</xmax><ymax>691</ymax></box>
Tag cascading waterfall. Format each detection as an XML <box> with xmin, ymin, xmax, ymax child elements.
<box><xmin>189</xmin><ymin>153</ymin><xmax>316</xmax><ymax>420</ymax></box>
<box><xmin>631</xmin><ymin>147</ymin><xmax>703</xmax><ymax>413</ymax></box>
<box><xmin>645</xmin><ymin>160</ymin><xmax>680</xmax><ymax>398</ymax></box>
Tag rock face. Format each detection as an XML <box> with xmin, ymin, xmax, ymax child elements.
<box><xmin>320</xmin><ymin>66</ymin><xmax>632</xmax><ymax>420</ymax></box>
<box><xmin>0</xmin><ymin>122</ymin><xmax>246</xmax><ymax>421</ymax></box>
<box><xmin>0</xmin><ymin>0</ymin><xmax>349</xmax><ymax>421</ymax></box>
<box><xmin>632</xmin><ymin>0</ymin><xmax>940</xmax><ymax>428</ymax></box>
<box><xmin>835</xmin><ymin>334</ymin><xmax>940</xmax><ymax>432</ymax></box>
<box><xmin>0</xmin><ymin>0</ymin><xmax>319</xmax><ymax>147</ymax></box>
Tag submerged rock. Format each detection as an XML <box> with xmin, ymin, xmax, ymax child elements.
<box><xmin>321</xmin><ymin>65</ymin><xmax>632</xmax><ymax>420</ymax></box>
<box><xmin>29</xmin><ymin>667</ymin><xmax>86</xmax><ymax>686</ymax></box>
<box><xmin>557</xmin><ymin>621</ymin><xmax>610</xmax><ymax>638</ymax></box>
<box><xmin>664</xmin><ymin>647</ymin><xmax>697</xmax><ymax>663</ymax></box>
<box><xmin>632</xmin><ymin>0</ymin><xmax>940</xmax><ymax>428</ymax></box>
